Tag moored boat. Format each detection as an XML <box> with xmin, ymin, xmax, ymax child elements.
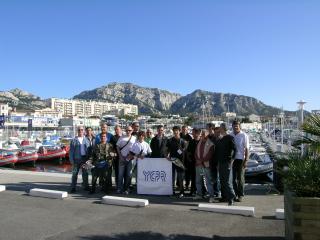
<box><xmin>0</xmin><ymin>150</ymin><xmax>18</xmax><ymax>167</ymax></box>
<box><xmin>37</xmin><ymin>146</ymin><xmax>66</xmax><ymax>162</ymax></box>
<box><xmin>17</xmin><ymin>150</ymin><xmax>38</xmax><ymax>164</ymax></box>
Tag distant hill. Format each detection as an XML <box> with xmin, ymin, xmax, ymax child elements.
<box><xmin>73</xmin><ymin>82</ymin><xmax>182</xmax><ymax>114</ymax></box>
<box><xmin>170</xmin><ymin>89</ymin><xmax>282</xmax><ymax>116</ymax></box>
<box><xmin>0</xmin><ymin>88</ymin><xmax>47</xmax><ymax>111</ymax></box>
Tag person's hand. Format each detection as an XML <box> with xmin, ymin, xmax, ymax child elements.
<box><xmin>242</xmin><ymin>161</ymin><xmax>247</xmax><ymax>168</ymax></box>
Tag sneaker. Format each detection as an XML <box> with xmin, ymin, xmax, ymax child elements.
<box><xmin>228</xmin><ymin>199</ymin><xmax>234</xmax><ymax>206</ymax></box>
<box><xmin>193</xmin><ymin>195</ymin><xmax>203</xmax><ymax>200</ymax></box>
<box><xmin>208</xmin><ymin>197</ymin><xmax>216</xmax><ymax>203</ymax></box>
<box><xmin>123</xmin><ymin>190</ymin><xmax>129</xmax><ymax>195</ymax></box>
<box><xmin>235</xmin><ymin>196</ymin><xmax>243</xmax><ymax>202</ymax></box>
<box><xmin>69</xmin><ymin>188</ymin><xmax>76</xmax><ymax>194</ymax></box>
<box><xmin>178</xmin><ymin>193</ymin><xmax>184</xmax><ymax>199</ymax></box>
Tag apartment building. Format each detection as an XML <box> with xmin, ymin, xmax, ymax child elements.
<box><xmin>49</xmin><ymin>98</ymin><xmax>138</xmax><ymax>117</ymax></box>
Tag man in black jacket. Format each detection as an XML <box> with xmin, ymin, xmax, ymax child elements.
<box><xmin>215</xmin><ymin>123</ymin><xmax>236</xmax><ymax>205</ymax></box>
<box><xmin>186</xmin><ymin>127</ymin><xmax>201</xmax><ymax>196</ymax></box>
<box><xmin>150</xmin><ymin>125</ymin><xmax>168</xmax><ymax>158</ymax></box>
<box><xmin>166</xmin><ymin>126</ymin><xmax>186</xmax><ymax>198</ymax></box>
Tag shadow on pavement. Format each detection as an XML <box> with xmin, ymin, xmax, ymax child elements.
<box><xmin>78</xmin><ymin>232</ymin><xmax>284</xmax><ymax>240</ymax></box>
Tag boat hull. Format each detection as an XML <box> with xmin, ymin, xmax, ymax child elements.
<box><xmin>0</xmin><ymin>155</ymin><xmax>18</xmax><ymax>166</ymax></box>
<box><xmin>17</xmin><ymin>152</ymin><xmax>38</xmax><ymax>163</ymax></box>
<box><xmin>37</xmin><ymin>149</ymin><xmax>66</xmax><ymax>161</ymax></box>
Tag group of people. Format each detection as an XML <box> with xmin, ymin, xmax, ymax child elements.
<box><xmin>69</xmin><ymin>120</ymin><xmax>249</xmax><ymax>206</ymax></box>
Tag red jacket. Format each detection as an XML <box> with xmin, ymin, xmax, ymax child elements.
<box><xmin>195</xmin><ymin>138</ymin><xmax>214</xmax><ymax>167</ymax></box>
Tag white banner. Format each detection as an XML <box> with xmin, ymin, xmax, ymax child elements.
<box><xmin>137</xmin><ymin>158</ymin><xmax>173</xmax><ymax>195</ymax></box>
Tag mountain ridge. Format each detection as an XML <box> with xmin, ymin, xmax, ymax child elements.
<box><xmin>1</xmin><ymin>82</ymin><xmax>286</xmax><ymax>116</ymax></box>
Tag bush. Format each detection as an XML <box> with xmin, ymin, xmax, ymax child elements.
<box><xmin>284</xmin><ymin>152</ymin><xmax>320</xmax><ymax>197</ymax></box>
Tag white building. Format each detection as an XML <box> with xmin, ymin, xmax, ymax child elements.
<box><xmin>248</xmin><ymin>114</ymin><xmax>261</xmax><ymax>122</ymax></box>
<box><xmin>33</xmin><ymin>108</ymin><xmax>63</xmax><ymax>118</ymax></box>
<box><xmin>0</xmin><ymin>103</ymin><xmax>9</xmax><ymax>116</ymax></box>
<box><xmin>49</xmin><ymin>98</ymin><xmax>138</xmax><ymax>117</ymax></box>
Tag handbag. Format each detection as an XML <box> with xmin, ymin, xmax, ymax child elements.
<box><xmin>96</xmin><ymin>160</ymin><xmax>108</xmax><ymax>169</ymax></box>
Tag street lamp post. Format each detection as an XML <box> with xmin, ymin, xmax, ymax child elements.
<box><xmin>297</xmin><ymin>100</ymin><xmax>307</xmax><ymax>155</ymax></box>
<box><xmin>279</xmin><ymin>111</ymin><xmax>284</xmax><ymax>152</ymax></box>
<box><xmin>272</xmin><ymin>115</ymin><xmax>276</xmax><ymax>142</ymax></box>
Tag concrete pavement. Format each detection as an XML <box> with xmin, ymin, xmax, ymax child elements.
<box><xmin>0</xmin><ymin>168</ymin><xmax>284</xmax><ymax>240</ymax></box>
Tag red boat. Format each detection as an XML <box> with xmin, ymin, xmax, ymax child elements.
<box><xmin>0</xmin><ymin>150</ymin><xmax>18</xmax><ymax>166</ymax></box>
<box><xmin>37</xmin><ymin>146</ymin><xmax>66</xmax><ymax>162</ymax></box>
<box><xmin>17</xmin><ymin>151</ymin><xmax>38</xmax><ymax>164</ymax></box>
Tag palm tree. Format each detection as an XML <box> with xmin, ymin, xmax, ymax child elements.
<box><xmin>294</xmin><ymin>114</ymin><xmax>320</xmax><ymax>155</ymax></box>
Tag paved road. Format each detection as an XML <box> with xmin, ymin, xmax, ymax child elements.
<box><xmin>0</xmin><ymin>169</ymin><xmax>284</xmax><ymax>240</ymax></box>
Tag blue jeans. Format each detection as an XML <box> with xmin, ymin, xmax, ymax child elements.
<box><xmin>172</xmin><ymin>164</ymin><xmax>185</xmax><ymax>194</ymax></box>
<box><xmin>196</xmin><ymin>166</ymin><xmax>213</xmax><ymax>196</ymax></box>
<box><xmin>71</xmin><ymin>160</ymin><xmax>89</xmax><ymax>189</ymax></box>
<box><xmin>211</xmin><ymin>165</ymin><xmax>221</xmax><ymax>197</ymax></box>
<box><xmin>118</xmin><ymin>159</ymin><xmax>136</xmax><ymax>192</ymax></box>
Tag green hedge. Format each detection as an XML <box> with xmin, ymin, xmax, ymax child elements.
<box><xmin>284</xmin><ymin>152</ymin><xmax>320</xmax><ymax>198</ymax></box>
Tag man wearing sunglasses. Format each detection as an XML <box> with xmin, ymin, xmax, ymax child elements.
<box><xmin>69</xmin><ymin>126</ymin><xmax>91</xmax><ymax>193</ymax></box>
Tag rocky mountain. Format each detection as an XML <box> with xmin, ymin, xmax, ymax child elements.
<box><xmin>73</xmin><ymin>82</ymin><xmax>182</xmax><ymax>114</ymax></box>
<box><xmin>170</xmin><ymin>90</ymin><xmax>281</xmax><ymax>116</ymax></box>
<box><xmin>0</xmin><ymin>88</ymin><xmax>47</xmax><ymax>111</ymax></box>
<box><xmin>0</xmin><ymin>83</ymin><xmax>285</xmax><ymax>116</ymax></box>
<box><xmin>74</xmin><ymin>83</ymin><xmax>282</xmax><ymax>116</ymax></box>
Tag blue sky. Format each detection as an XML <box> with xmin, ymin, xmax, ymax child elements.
<box><xmin>0</xmin><ymin>0</ymin><xmax>319</xmax><ymax>111</ymax></box>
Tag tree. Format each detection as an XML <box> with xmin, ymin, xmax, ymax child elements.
<box><xmin>295</xmin><ymin>114</ymin><xmax>320</xmax><ymax>155</ymax></box>
<box><xmin>184</xmin><ymin>115</ymin><xmax>196</xmax><ymax>126</ymax></box>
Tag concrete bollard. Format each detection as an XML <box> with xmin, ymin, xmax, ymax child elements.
<box><xmin>275</xmin><ymin>208</ymin><xmax>284</xmax><ymax>219</ymax></box>
<box><xmin>198</xmin><ymin>203</ymin><xmax>255</xmax><ymax>217</ymax></box>
<box><xmin>102</xmin><ymin>195</ymin><xmax>149</xmax><ymax>207</ymax></box>
<box><xmin>0</xmin><ymin>185</ymin><xmax>6</xmax><ymax>192</ymax></box>
<box><xmin>29</xmin><ymin>188</ymin><xmax>68</xmax><ymax>199</ymax></box>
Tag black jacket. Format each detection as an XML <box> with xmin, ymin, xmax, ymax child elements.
<box><xmin>150</xmin><ymin>135</ymin><xmax>168</xmax><ymax>158</ymax></box>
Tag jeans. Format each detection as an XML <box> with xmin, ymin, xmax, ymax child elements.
<box><xmin>196</xmin><ymin>166</ymin><xmax>213</xmax><ymax>196</ymax></box>
<box><xmin>91</xmin><ymin>166</ymin><xmax>107</xmax><ymax>192</ymax></box>
<box><xmin>71</xmin><ymin>159</ymin><xmax>89</xmax><ymax>189</ymax></box>
<box><xmin>211</xmin><ymin>164</ymin><xmax>221</xmax><ymax>197</ymax></box>
<box><xmin>232</xmin><ymin>159</ymin><xmax>245</xmax><ymax>197</ymax></box>
<box><xmin>172</xmin><ymin>164</ymin><xmax>185</xmax><ymax>194</ymax></box>
<box><xmin>219</xmin><ymin>161</ymin><xmax>235</xmax><ymax>201</ymax></box>
<box><xmin>113</xmin><ymin>156</ymin><xmax>119</xmax><ymax>188</ymax></box>
<box><xmin>118</xmin><ymin>159</ymin><xmax>136</xmax><ymax>192</ymax></box>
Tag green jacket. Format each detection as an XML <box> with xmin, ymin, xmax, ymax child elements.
<box><xmin>92</xmin><ymin>143</ymin><xmax>114</xmax><ymax>166</ymax></box>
